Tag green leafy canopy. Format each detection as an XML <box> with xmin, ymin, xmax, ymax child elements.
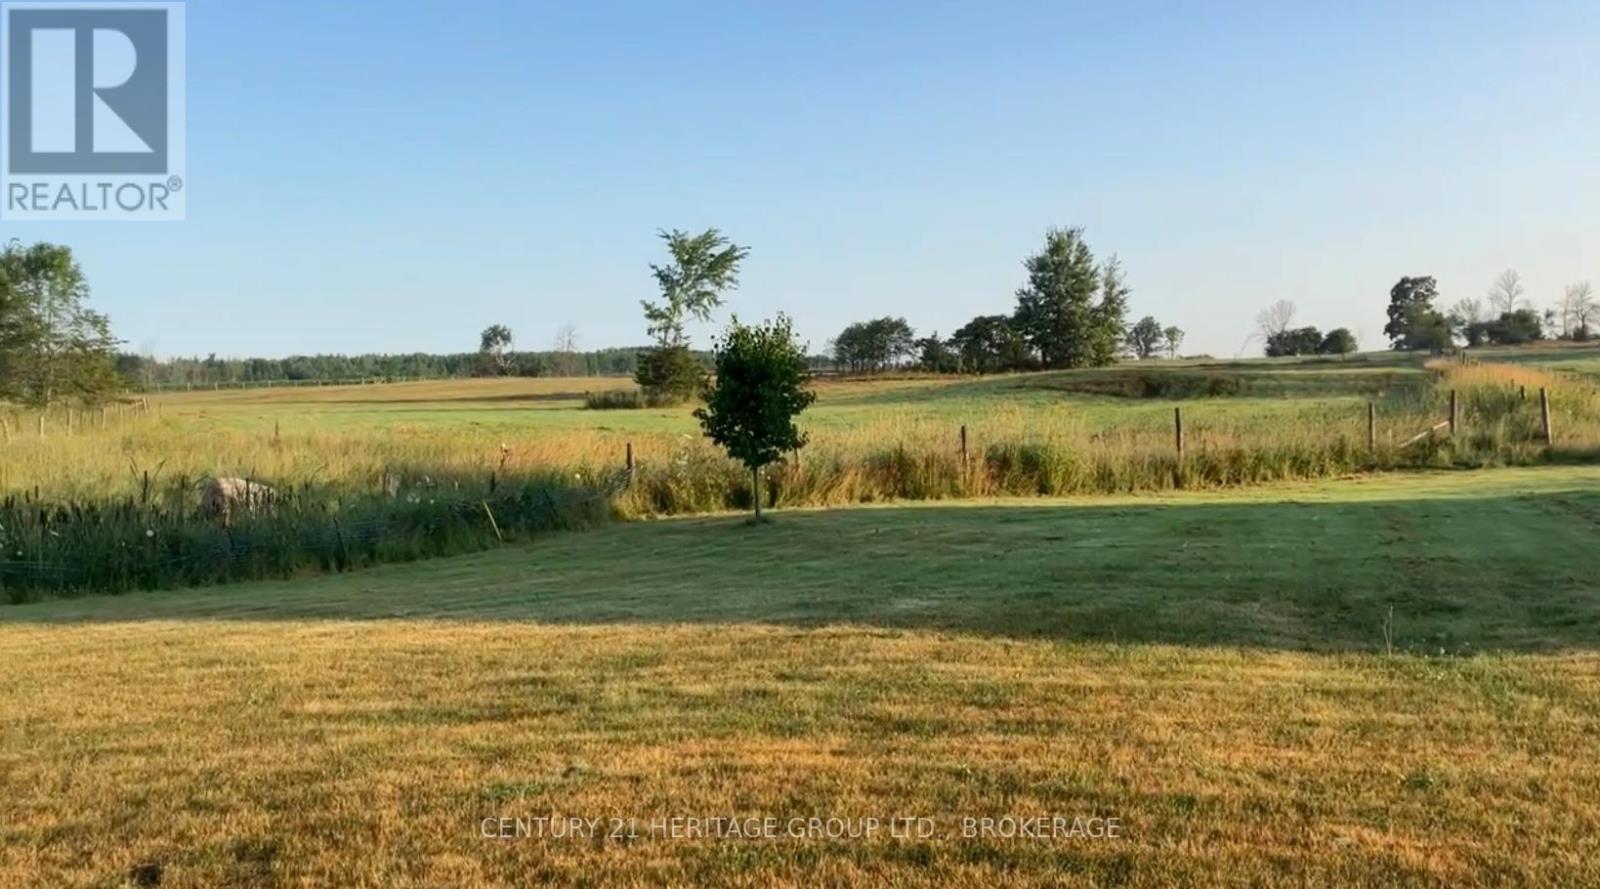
<box><xmin>0</xmin><ymin>240</ymin><xmax>120</xmax><ymax>406</ymax></box>
<box><xmin>641</xmin><ymin>228</ymin><xmax>750</xmax><ymax>349</ymax></box>
<box><xmin>695</xmin><ymin>314</ymin><xmax>816</xmax><ymax>472</ymax></box>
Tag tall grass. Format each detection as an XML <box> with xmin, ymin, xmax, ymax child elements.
<box><xmin>4</xmin><ymin>359</ymin><xmax>1599</xmax><ymax>598</ymax></box>
<box><xmin>0</xmin><ymin>471</ymin><xmax>618</xmax><ymax>601</ymax></box>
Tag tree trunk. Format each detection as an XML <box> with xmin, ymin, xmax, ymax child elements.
<box><xmin>752</xmin><ymin>464</ymin><xmax>763</xmax><ymax>521</ymax></box>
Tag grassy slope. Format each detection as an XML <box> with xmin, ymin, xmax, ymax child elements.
<box><xmin>4</xmin><ymin>467</ymin><xmax>1600</xmax><ymax>887</ymax></box>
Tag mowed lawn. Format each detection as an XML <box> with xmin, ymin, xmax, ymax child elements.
<box><xmin>4</xmin><ymin>467</ymin><xmax>1600</xmax><ymax>886</ymax></box>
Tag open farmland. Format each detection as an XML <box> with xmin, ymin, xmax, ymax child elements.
<box><xmin>4</xmin><ymin>466</ymin><xmax>1600</xmax><ymax>887</ymax></box>
<box><xmin>4</xmin><ymin>350</ymin><xmax>1600</xmax><ymax>885</ymax></box>
<box><xmin>4</xmin><ymin>349</ymin><xmax>1600</xmax><ymax>597</ymax></box>
<box><xmin>5</xmin><ymin>348</ymin><xmax>1593</xmax><ymax>509</ymax></box>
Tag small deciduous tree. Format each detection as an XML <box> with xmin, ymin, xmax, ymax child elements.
<box><xmin>831</xmin><ymin>317</ymin><xmax>916</xmax><ymax>373</ymax></box>
<box><xmin>1265</xmin><ymin>326</ymin><xmax>1323</xmax><ymax>357</ymax></box>
<box><xmin>1405</xmin><ymin>310</ymin><xmax>1454</xmax><ymax>354</ymax></box>
<box><xmin>553</xmin><ymin>324</ymin><xmax>581</xmax><ymax>376</ymax></box>
<box><xmin>476</xmin><ymin>324</ymin><xmax>513</xmax><ymax>376</ymax></box>
<box><xmin>637</xmin><ymin>228</ymin><xmax>748</xmax><ymax>403</ymax></box>
<box><xmin>1449</xmin><ymin>297</ymin><xmax>1486</xmax><ymax>327</ymax></box>
<box><xmin>1162</xmin><ymin>326</ymin><xmax>1184</xmax><ymax>359</ymax></box>
<box><xmin>1089</xmin><ymin>255</ymin><xmax>1130</xmax><ymax>365</ymax></box>
<box><xmin>1318</xmin><ymin>328</ymin><xmax>1358</xmax><ymax>355</ymax></box>
<box><xmin>1487</xmin><ymin>269</ymin><xmax>1526</xmax><ymax>316</ymax></box>
<box><xmin>1560</xmin><ymin>282</ymin><xmax>1594</xmax><ymax>340</ymax></box>
<box><xmin>1256</xmin><ymin>300</ymin><xmax>1297</xmax><ymax>344</ymax></box>
<box><xmin>1483</xmin><ymin>309</ymin><xmax>1544</xmax><ymax>345</ymax></box>
<box><xmin>1384</xmin><ymin>276</ymin><xmax>1439</xmax><ymax>349</ymax></box>
<box><xmin>641</xmin><ymin>228</ymin><xmax>748</xmax><ymax>348</ymax></box>
<box><xmin>914</xmin><ymin>333</ymin><xmax>958</xmax><ymax>373</ymax></box>
<box><xmin>949</xmin><ymin>314</ymin><xmax>1030</xmax><ymax>373</ymax></box>
<box><xmin>695</xmin><ymin>315</ymin><xmax>816</xmax><ymax>522</ymax></box>
<box><xmin>1125</xmin><ymin>316</ymin><xmax>1164</xmax><ymax>359</ymax></box>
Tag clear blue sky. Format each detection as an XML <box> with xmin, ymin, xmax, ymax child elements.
<box><xmin>5</xmin><ymin>0</ymin><xmax>1597</xmax><ymax>359</ymax></box>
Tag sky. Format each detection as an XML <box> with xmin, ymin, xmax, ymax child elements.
<box><xmin>4</xmin><ymin>0</ymin><xmax>1598</xmax><ymax>359</ymax></box>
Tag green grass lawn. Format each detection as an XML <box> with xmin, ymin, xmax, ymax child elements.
<box><xmin>16</xmin><ymin>464</ymin><xmax>1599</xmax><ymax>652</ymax></box>
<box><xmin>4</xmin><ymin>468</ymin><xmax>1599</xmax><ymax>886</ymax></box>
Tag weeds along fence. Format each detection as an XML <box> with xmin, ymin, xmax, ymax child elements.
<box><xmin>0</xmin><ymin>398</ymin><xmax>154</xmax><ymax>442</ymax></box>
<box><xmin>618</xmin><ymin>427</ymin><xmax>1412</xmax><ymax>515</ymax></box>
<box><xmin>0</xmin><ymin>471</ymin><xmax>622</xmax><ymax>602</ymax></box>
<box><xmin>614</xmin><ymin>363</ymin><xmax>1599</xmax><ymax>515</ymax></box>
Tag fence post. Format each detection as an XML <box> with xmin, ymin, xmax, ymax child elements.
<box><xmin>1520</xmin><ymin>385</ymin><xmax>1527</xmax><ymax>401</ymax></box>
<box><xmin>1174</xmin><ymin>407</ymin><xmax>1184</xmax><ymax>456</ymax></box>
<box><xmin>1448</xmin><ymin>389</ymin><xmax>1458</xmax><ymax>437</ymax></box>
<box><xmin>1539</xmin><ymin>388</ymin><xmax>1553</xmax><ymax>445</ymax></box>
<box><xmin>625</xmin><ymin>441</ymin><xmax>635</xmax><ymax>481</ymax></box>
<box><xmin>1367</xmin><ymin>402</ymin><xmax>1376</xmax><ymax>452</ymax></box>
<box><xmin>959</xmin><ymin>424</ymin><xmax>969</xmax><ymax>468</ymax></box>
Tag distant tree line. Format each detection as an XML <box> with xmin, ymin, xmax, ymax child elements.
<box><xmin>1249</xmin><ymin>300</ymin><xmax>1359</xmax><ymax>357</ymax></box>
<box><xmin>117</xmin><ymin>347</ymin><xmax>658</xmax><ymax>389</ymax></box>
<box><xmin>828</xmin><ymin>228</ymin><xmax>1183</xmax><ymax>374</ymax></box>
<box><xmin>1379</xmin><ymin>269</ymin><xmax>1595</xmax><ymax>353</ymax></box>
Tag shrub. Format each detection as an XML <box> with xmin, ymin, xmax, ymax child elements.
<box><xmin>585</xmin><ymin>390</ymin><xmax>645</xmax><ymax>410</ymax></box>
<box><xmin>634</xmin><ymin>345</ymin><xmax>706</xmax><ymax>405</ymax></box>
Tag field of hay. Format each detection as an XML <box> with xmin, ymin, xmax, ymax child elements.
<box><xmin>4</xmin><ymin>348</ymin><xmax>1596</xmax><ymax>510</ymax></box>
<box><xmin>6</xmin><ymin>348</ymin><xmax>1600</xmax><ymax>596</ymax></box>
<box><xmin>4</xmin><ymin>466</ymin><xmax>1600</xmax><ymax>886</ymax></box>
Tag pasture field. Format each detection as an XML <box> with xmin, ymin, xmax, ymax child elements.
<box><xmin>5</xmin><ymin>347</ymin><xmax>1595</xmax><ymax>509</ymax></box>
<box><xmin>1476</xmin><ymin>340</ymin><xmax>1600</xmax><ymax>382</ymax></box>
<box><xmin>6</xmin><ymin>348</ymin><xmax>1600</xmax><ymax>596</ymax></box>
<box><xmin>4</xmin><ymin>466</ymin><xmax>1600</xmax><ymax>886</ymax></box>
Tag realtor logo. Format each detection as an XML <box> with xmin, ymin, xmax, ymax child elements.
<box><xmin>2</xmin><ymin>1</ymin><xmax>185</xmax><ymax>220</ymax></box>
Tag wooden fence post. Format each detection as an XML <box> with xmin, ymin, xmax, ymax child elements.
<box><xmin>1539</xmin><ymin>388</ymin><xmax>1553</xmax><ymax>445</ymax></box>
<box><xmin>1448</xmin><ymin>389</ymin><xmax>1458</xmax><ymax>437</ymax></box>
<box><xmin>625</xmin><ymin>441</ymin><xmax>635</xmax><ymax>480</ymax></box>
<box><xmin>1367</xmin><ymin>402</ymin><xmax>1376</xmax><ymax>452</ymax></box>
<box><xmin>959</xmin><ymin>424</ymin><xmax>969</xmax><ymax>468</ymax></box>
<box><xmin>1174</xmin><ymin>407</ymin><xmax>1184</xmax><ymax>456</ymax></box>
